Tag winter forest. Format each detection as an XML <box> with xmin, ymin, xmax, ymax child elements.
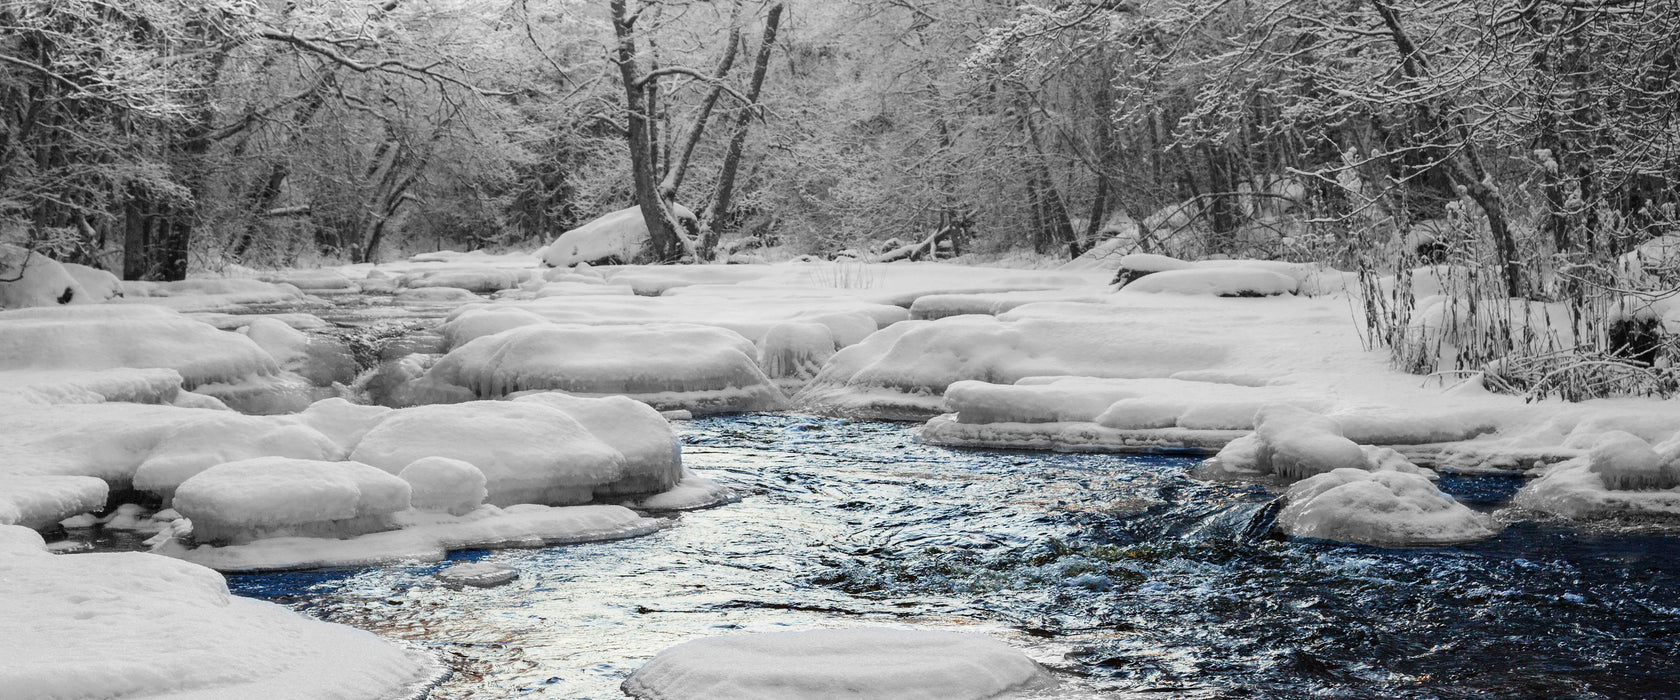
<box><xmin>4</xmin><ymin>0</ymin><xmax>1680</xmax><ymax>699</ymax></box>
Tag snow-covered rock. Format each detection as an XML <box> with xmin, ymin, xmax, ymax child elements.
<box><xmin>0</xmin><ymin>524</ymin><xmax>439</xmax><ymax>699</ymax></box>
<box><xmin>61</xmin><ymin>262</ymin><xmax>122</xmax><ymax>302</ymax></box>
<box><xmin>132</xmin><ymin>415</ymin><xmax>343</xmax><ymax>499</ymax></box>
<box><xmin>399</xmin><ymin>267</ymin><xmax>525</xmax><ymax>293</ymax></box>
<box><xmin>399</xmin><ymin>457</ymin><xmax>488</xmax><ymax>516</ymax></box>
<box><xmin>622</xmin><ymin>628</ymin><xmax>1054</xmax><ymax>700</ymax></box>
<box><xmin>0</xmin><ymin>245</ymin><xmax>87</xmax><ymax>308</ymax></box>
<box><xmin>1277</xmin><ymin>468</ymin><xmax>1498</xmax><ymax>547</ymax></box>
<box><xmin>1122</xmin><ymin>266</ymin><xmax>1298</xmax><ymax>297</ymax></box>
<box><xmin>435</xmin><ymin>561</ymin><xmax>518</xmax><ymax>587</ymax></box>
<box><xmin>349</xmin><ymin>400</ymin><xmax>626</xmax><ymax>506</ymax></box>
<box><xmin>0</xmin><ymin>475</ymin><xmax>107</xmax><ymax>530</ymax></box>
<box><xmin>172</xmin><ymin>457</ymin><xmax>412</xmax><ymax>544</ymax></box>
<box><xmin>542</xmin><ymin>204</ymin><xmax>697</xmax><ymax>268</ymax></box>
<box><xmin>425</xmin><ymin>324</ymin><xmax>784</xmax><ymax>414</ymax></box>
<box><xmin>0</xmin><ymin>305</ymin><xmax>280</xmax><ymax>387</ymax></box>
<box><xmin>1513</xmin><ymin>431</ymin><xmax>1680</xmax><ymax>520</ymax></box>
<box><xmin>511</xmin><ymin>392</ymin><xmax>683</xmax><ymax>496</ymax></box>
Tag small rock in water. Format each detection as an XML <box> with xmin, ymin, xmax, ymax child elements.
<box><xmin>436</xmin><ymin>561</ymin><xmax>519</xmax><ymax>588</ymax></box>
<box><xmin>1066</xmin><ymin>573</ymin><xmax>1112</xmax><ymax>591</ymax></box>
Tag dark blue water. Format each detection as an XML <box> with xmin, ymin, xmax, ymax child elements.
<box><xmin>228</xmin><ymin>415</ymin><xmax>1680</xmax><ymax>699</ymax></box>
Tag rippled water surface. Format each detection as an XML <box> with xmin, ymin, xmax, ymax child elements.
<box><xmin>228</xmin><ymin>415</ymin><xmax>1680</xmax><ymax>699</ymax></box>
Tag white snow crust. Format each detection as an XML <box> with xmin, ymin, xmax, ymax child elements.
<box><xmin>622</xmin><ymin>627</ymin><xmax>1054</xmax><ymax>700</ymax></box>
<box><xmin>172</xmin><ymin>457</ymin><xmax>412</xmax><ymax>544</ymax></box>
<box><xmin>0</xmin><ymin>475</ymin><xmax>108</xmax><ymax>530</ymax></box>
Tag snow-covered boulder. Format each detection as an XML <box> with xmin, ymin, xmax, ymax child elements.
<box><xmin>399</xmin><ymin>267</ymin><xmax>525</xmax><ymax>293</ymax></box>
<box><xmin>425</xmin><ymin>324</ymin><xmax>784</xmax><ymax>414</ymax></box>
<box><xmin>348</xmin><ymin>401</ymin><xmax>626</xmax><ymax>506</ymax></box>
<box><xmin>622</xmin><ymin>628</ymin><xmax>1054</xmax><ymax>700</ymax></box>
<box><xmin>542</xmin><ymin>204</ymin><xmax>697</xmax><ymax>268</ymax></box>
<box><xmin>61</xmin><ymin>262</ymin><xmax>122</xmax><ymax>302</ymax></box>
<box><xmin>0</xmin><ymin>475</ymin><xmax>107</xmax><ymax>530</ymax></box>
<box><xmin>173</xmin><ymin>457</ymin><xmax>412</xmax><ymax>544</ymax></box>
<box><xmin>132</xmin><ymin>415</ymin><xmax>343</xmax><ymax>499</ymax></box>
<box><xmin>1122</xmin><ymin>266</ymin><xmax>1298</xmax><ymax>297</ymax></box>
<box><xmin>0</xmin><ymin>524</ymin><xmax>438</xmax><ymax>699</ymax></box>
<box><xmin>393</xmin><ymin>285</ymin><xmax>481</xmax><ymax>304</ymax></box>
<box><xmin>399</xmin><ymin>457</ymin><xmax>488</xmax><ymax>516</ymax></box>
<box><xmin>435</xmin><ymin>561</ymin><xmax>518</xmax><ymax>588</ymax></box>
<box><xmin>512</xmin><ymin>393</ymin><xmax>683</xmax><ymax>496</ymax></box>
<box><xmin>440</xmin><ymin>306</ymin><xmax>547</xmax><ymax>348</ymax></box>
<box><xmin>0</xmin><ymin>245</ymin><xmax>87</xmax><ymax>308</ymax></box>
<box><xmin>0</xmin><ymin>305</ymin><xmax>280</xmax><ymax>387</ymax></box>
<box><xmin>118</xmin><ymin>277</ymin><xmax>304</xmax><ymax>311</ymax></box>
<box><xmin>1277</xmin><ymin>468</ymin><xmax>1498</xmax><ymax>547</ymax></box>
<box><xmin>1513</xmin><ymin>431</ymin><xmax>1680</xmax><ymax>520</ymax></box>
<box><xmin>1253</xmin><ymin>405</ymin><xmax>1367</xmax><ymax>480</ymax></box>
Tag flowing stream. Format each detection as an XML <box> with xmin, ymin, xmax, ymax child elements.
<box><xmin>225</xmin><ymin>413</ymin><xmax>1680</xmax><ymax>699</ymax></box>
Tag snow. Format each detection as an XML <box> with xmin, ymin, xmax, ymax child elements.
<box><xmin>436</xmin><ymin>561</ymin><xmax>519</xmax><ymax>587</ymax></box>
<box><xmin>132</xmin><ymin>412</ymin><xmax>349</xmax><ymax>499</ymax></box>
<box><xmin>1513</xmin><ymin>431</ymin><xmax>1680</xmax><ymax>520</ymax></box>
<box><xmin>117</xmin><ymin>277</ymin><xmax>305</xmax><ymax>311</ymax></box>
<box><xmin>262</xmin><ymin>269</ymin><xmax>358</xmax><ymax>292</ymax></box>
<box><xmin>512</xmin><ymin>392</ymin><xmax>683</xmax><ymax>496</ymax></box>
<box><xmin>172</xmin><ymin>457</ymin><xmax>412</xmax><ymax>544</ymax></box>
<box><xmin>166</xmin><ymin>504</ymin><xmax>665</xmax><ymax>572</ymax></box>
<box><xmin>0</xmin><ymin>304</ymin><xmax>280</xmax><ymax>387</ymax></box>
<box><xmin>1277</xmin><ymin>468</ymin><xmax>1499</xmax><ymax>547</ymax></box>
<box><xmin>0</xmin><ymin>367</ymin><xmax>186</xmax><ymax>405</ymax></box>
<box><xmin>0</xmin><ymin>245</ymin><xmax>87</xmax><ymax>308</ymax></box>
<box><xmin>625</xmin><ymin>469</ymin><xmax>740</xmax><ymax>511</ymax></box>
<box><xmin>61</xmin><ymin>262</ymin><xmax>122</xmax><ymax>302</ymax></box>
<box><xmin>293</xmin><ymin>397</ymin><xmax>394</xmax><ymax>451</ymax></box>
<box><xmin>400</xmin><ymin>457</ymin><xmax>489</xmax><ymax>516</ymax></box>
<box><xmin>541</xmin><ymin>204</ymin><xmax>697</xmax><ymax>268</ymax></box>
<box><xmin>0</xmin><ymin>475</ymin><xmax>107</xmax><ymax>530</ymax></box>
<box><xmin>394</xmin><ymin>285</ymin><xmax>482</xmax><ymax>304</ymax></box>
<box><xmin>399</xmin><ymin>266</ymin><xmax>526</xmax><ymax>293</ymax></box>
<box><xmin>622</xmin><ymin>627</ymin><xmax>1054</xmax><ymax>700</ymax></box>
<box><xmin>0</xmin><ymin>524</ymin><xmax>439</xmax><ymax>700</ymax></box>
<box><xmin>908</xmin><ymin>288</ymin><xmax>1113</xmax><ymax>320</ymax></box>
<box><xmin>238</xmin><ymin>317</ymin><xmax>310</xmax><ymax>368</ymax></box>
<box><xmin>424</xmin><ymin>324</ymin><xmax>784</xmax><ymax>414</ymax></box>
<box><xmin>756</xmin><ymin>321</ymin><xmax>837</xmax><ymax>387</ymax></box>
<box><xmin>1122</xmin><ymin>266</ymin><xmax>1298</xmax><ymax>297</ymax></box>
<box><xmin>348</xmin><ymin>400</ymin><xmax>626</xmax><ymax>506</ymax></box>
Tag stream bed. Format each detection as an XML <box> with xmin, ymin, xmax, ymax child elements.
<box><xmin>228</xmin><ymin>414</ymin><xmax>1680</xmax><ymax>699</ymax></box>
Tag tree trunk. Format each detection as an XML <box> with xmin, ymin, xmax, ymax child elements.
<box><xmin>702</xmin><ymin>2</ymin><xmax>783</xmax><ymax>259</ymax></box>
<box><xmin>609</xmin><ymin>0</ymin><xmax>688</xmax><ymax>262</ymax></box>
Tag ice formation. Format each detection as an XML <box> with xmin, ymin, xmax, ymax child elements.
<box><xmin>541</xmin><ymin>203</ymin><xmax>697</xmax><ymax>268</ymax></box>
<box><xmin>436</xmin><ymin>561</ymin><xmax>519</xmax><ymax>587</ymax></box>
<box><xmin>425</xmin><ymin>324</ymin><xmax>785</xmax><ymax>413</ymax></box>
<box><xmin>0</xmin><ymin>524</ymin><xmax>439</xmax><ymax>699</ymax></box>
<box><xmin>349</xmin><ymin>400</ymin><xmax>626</xmax><ymax>506</ymax></box>
<box><xmin>400</xmin><ymin>457</ymin><xmax>489</xmax><ymax>516</ymax></box>
<box><xmin>1277</xmin><ymin>468</ymin><xmax>1498</xmax><ymax>547</ymax></box>
<box><xmin>393</xmin><ymin>285</ymin><xmax>482</xmax><ymax>303</ymax></box>
<box><xmin>625</xmin><ymin>469</ymin><xmax>740</xmax><ymax>511</ymax></box>
<box><xmin>756</xmin><ymin>321</ymin><xmax>837</xmax><ymax>386</ymax></box>
<box><xmin>0</xmin><ymin>475</ymin><xmax>107</xmax><ymax>530</ymax></box>
<box><xmin>172</xmin><ymin>457</ymin><xmax>412</xmax><ymax>544</ymax></box>
<box><xmin>1513</xmin><ymin>431</ymin><xmax>1680</xmax><ymax>520</ymax></box>
<box><xmin>399</xmin><ymin>267</ymin><xmax>525</xmax><ymax>293</ymax></box>
<box><xmin>622</xmin><ymin>628</ymin><xmax>1054</xmax><ymax>700</ymax></box>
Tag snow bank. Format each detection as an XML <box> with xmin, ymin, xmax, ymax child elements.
<box><xmin>0</xmin><ymin>245</ymin><xmax>87</xmax><ymax>308</ymax></box>
<box><xmin>801</xmin><ymin>315</ymin><xmax>1228</xmax><ymax>419</ymax></box>
<box><xmin>425</xmin><ymin>324</ymin><xmax>784</xmax><ymax>414</ymax></box>
<box><xmin>399</xmin><ymin>267</ymin><xmax>526</xmax><ymax>293</ymax></box>
<box><xmin>542</xmin><ymin>204</ymin><xmax>697</xmax><ymax>268</ymax></box>
<box><xmin>622</xmin><ymin>628</ymin><xmax>1054</xmax><ymax>700</ymax></box>
<box><xmin>0</xmin><ymin>305</ymin><xmax>279</xmax><ymax>387</ymax></box>
<box><xmin>0</xmin><ymin>367</ymin><xmax>186</xmax><ymax>405</ymax></box>
<box><xmin>1278</xmin><ymin>468</ymin><xmax>1498</xmax><ymax>547</ymax></box>
<box><xmin>349</xmin><ymin>400</ymin><xmax>625</xmax><ymax>506</ymax></box>
<box><xmin>0</xmin><ymin>525</ymin><xmax>438</xmax><ymax>700</ymax></box>
<box><xmin>400</xmin><ymin>457</ymin><xmax>488</xmax><ymax>516</ymax></box>
<box><xmin>118</xmin><ymin>277</ymin><xmax>305</xmax><ymax>311</ymax></box>
<box><xmin>173</xmin><ymin>457</ymin><xmax>412</xmax><ymax>544</ymax></box>
<box><xmin>168</xmin><ymin>504</ymin><xmax>665</xmax><ymax>572</ymax></box>
<box><xmin>0</xmin><ymin>475</ymin><xmax>107</xmax><ymax>530</ymax></box>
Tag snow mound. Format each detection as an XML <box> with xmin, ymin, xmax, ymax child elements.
<box><xmin>393</xmin><ymin>286</ymin><xmax>481</xmax><ymax>304</ymax></box>
<box><xmin>133</xmin><ymin>415</ymin><xmax>343</xmax><ymax>499</ymax></box>
<box><xmin>1513</xmin><ymin>432</ymin><xmax>1680</xmax><ymax>520</ymax></box>
<box><xmin>169</xmin><ymin>504</ymin><xmax>664</xmax><ymax>572</ymax></box>
<box><xmin>622</xmin><ymin>628</ymin><xmax>1054</xmax><ymax>700</ymax></box>
<box><xmin>757</xmin><ymin>322</ymin><xmax>837</xmax><ymax>385</ymax></box>
<box><xmin>425</xmin><ymin>324</ymin><xmax>784</xmax><ymax>414</ymax></box>
<box><xmin>542</xmin><ymin>204</ymin><xmax>697</xmax><ymax>268</ymax></box>
<box><xmin>291</xmin><ymin>397</ymin><xmax>394</xmax><ymax>451</ymax></box>
<box><xmin>0</xmin><ymin>475</ymin><xmax>107</xmax><ymax>530</ymax></box>
<box><xmin>263</xmin><ymin>269</ymin><xmax>357</xmax><ymax>292</ymax></box>
<box><xmin>1278</xmin><ymin>468</ymin><xmax>1498</xmax><ymax>547</ymax></box>
<box><xmin>349</xmin><ymin>400</ymin><xmax>626</xmax><ymax>506</ymax></box>
<box><xmin>0</xmin><ymin>367</ymin><xmax>185</xmax><ymax>405</ymax></box>
<box><xmin>0</xmin><ymin>304</ymin><xmax>279</xmax><ymax>387</ymax></box>
<box><xmin>908</xmin><ymin>288</ymin><xmax>1113</xmax><ymax>320</ymax></box>
<box><xmin>400</xmin><ymin>457</ymin><xmax>488</xmax><ymax>516</ymax></box>
<box><xmin>0</xmin><ymin>245</ymin><xmax>87</xmax><ymax>308</ymax></box>
<box><xmin>173</xmin><ymin>457</ymin><xmax>412</xmax><ymax>544</ymax></box>
<box><xmin>239</xmin><ymin>317</ymin><xmax>310</xmax><ymax>367</ymax></box>
<box><xmin>61</xmin><ymin>262</ymin><xmax>122</xmax><ymax>302</ymax></box>
<box><xmin>439</xmin><ymin>306</ymin><xmax>547</xmax><ymax>348</ymax></box>
<box><xmin>511</xmin><ymin>393</ymin><xmax>683</xmax><ymax>496</ymax></box>
<box><xmin>1122</xmin><ymin>267</ymin><xmax>1298</xmax><ymax>297</ymax></box>
<box><xmin>436</xmin><ymin>561</ymin><xmax>518</xmax><ymax>588</ymax></box>
<box><xmin>0</xmin><ymin>525</ymin><xmax>438</xmax><ymax>700</ymax></box>
<box><xmin>1251</xmin><ymin>405</ymin><xmax>1369</xmax><ymax>480</ymax></box>
<box><xmin>118</xmin><ymin>277</ymin><xmax>305</xmax><ymax>311</ymax></box>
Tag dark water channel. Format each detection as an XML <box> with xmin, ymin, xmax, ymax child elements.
<box><xmin>227</xmin><ymin>414</ymin><xmax>1680</xmax><ymax>699</ymax></box>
